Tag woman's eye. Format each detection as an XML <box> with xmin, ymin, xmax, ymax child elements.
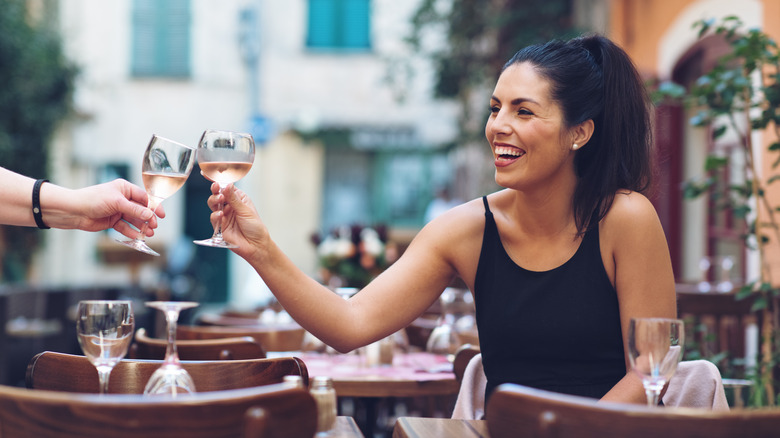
<box><xmin>518</xmin><ymin>109</ymin><xmax>533</xmax><ymax>116</ymax></box>
<box><xmin>489</xmin><ymin>106</ymin><xmax>500</xmax><ymax>114</ymax></box>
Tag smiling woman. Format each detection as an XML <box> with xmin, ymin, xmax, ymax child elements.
<box><xmin>206</xmin><ymin>33</ymin><xmax>676</xmax><ymax>411</ymax></box>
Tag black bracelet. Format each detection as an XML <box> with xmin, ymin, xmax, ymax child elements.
<box><xmin>32</xmin><ymin>179</ymin><xmax>50</xmax><ymax>229</ymax></box>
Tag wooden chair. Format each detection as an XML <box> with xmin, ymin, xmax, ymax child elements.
<box><xmin>177</xmin><ymin>324</ymin><xmax>306</xmax><ymax>352</ymax></box>
<box><xmin>453</xmin><ymin>344</ymin><xmax>480</xmax><ymax>383</ymax></box>
<box><xmin>451</xmin><ymin>345</ymin><xmax>484</xmax><ymax>420</ymax></box>
<box><xmin>128</xmin><ymin>328</ymin><xmax>267</xmax><ymax>360</ymax></box>
<box><xmin>26</xmin><ymin>351</ymin><xmax>309</xmax><ymax>393</ymax></box>
<box><xmin>486</xmin><ymin>383</ymin><xmax>780</xmax><ymax>438</ymax></box>
<box><xmin>0</xmin><ymin>382</ymin><xmax>317</xmax><ymax>438</ymax></box>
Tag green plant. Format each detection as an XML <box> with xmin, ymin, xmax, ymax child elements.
<box><xmin>0</xmin><ymin>0</ymin><xmax>76</xmax><ymax>280</ymax></box>
<box><xmin>681</xmin><ymin>16</ymin><xmax>780</xmax><ymax>407</ymax></box>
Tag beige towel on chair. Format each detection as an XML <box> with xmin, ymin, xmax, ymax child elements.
<box><xmin>662</xmin><ymin>360</ymin><xmax>730</xmax><ymax>411</ymax></box>
<box><xmin>452</xmin><ymin>353</ymin><xmax>486</xmax><ymax>419</ymax></box>
<box><xmin>452</xmin><ymin>356</ymin><xmax>730</xmax><ymax>417</ymax></box>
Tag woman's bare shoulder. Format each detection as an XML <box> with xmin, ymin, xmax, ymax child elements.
<box><xmin>420</xmin><ymin>196</ymin><xmax>487</xmax><ymax>238</ymax></box>
<box><xmin>601</xmin><ymin>190</ymin><xmax>664</xmax><ymax>242</ymax></box>
<box><xmin>605</xmin><ymin>191</ymin><xmax>657</xmax><ymax>222</ymax></box>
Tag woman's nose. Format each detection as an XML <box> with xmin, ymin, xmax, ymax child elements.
<box><xmin>489</xmin><ymin>110</ymin><xmax>511</xmax><ymax>135</ymax></box>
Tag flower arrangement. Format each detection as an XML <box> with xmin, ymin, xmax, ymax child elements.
<box><xmin>310</xmin><ymin>224</ymin><xmax>398</xmax><ymax>288</ymax></box>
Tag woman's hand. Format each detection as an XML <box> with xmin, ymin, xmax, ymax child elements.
<box><xmin>62</xmin><ymin>179</ymin><xmax>163</xmax><ymax>239</ymax></box>
<box><xmin>207</xmin><ymin>183</ymin><xmax>268</xmax><ymax>260</ymax></box>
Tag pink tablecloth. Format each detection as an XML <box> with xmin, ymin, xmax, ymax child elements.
<box><xmin>297</xmin><ymin>351</ymin><xmax>454</xmax><ymax>382</ymax></box>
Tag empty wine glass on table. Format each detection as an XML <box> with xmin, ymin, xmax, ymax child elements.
<box><xmin>193</xmin><ymin>129</ymin><xmax>255</xmax><ymax>248</ymax></box>
<box><xmin>116</xmin><ymin>134</ymin><xmax>195</xmax><ymax>256</ymax></box>
<box><xmin>76</xmin><ymin>300</ymin><xmax>135</xmax><ymax>394</ymax></box>
<box><xmin>143</xmin><ymin>301</ymin><xmax>199</xmax><ymax>396</ymax></box>
<box><xmin>426</xmin><ymin>288</ymin><xmax>462</xmax><ymax>361</ymax></box>
<box><xmin>628</xmin><ymin>317</ymin><xmax>685</xmax><ymax>407</ymax></box>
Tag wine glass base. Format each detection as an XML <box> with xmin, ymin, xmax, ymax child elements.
<box><xmin>144</xmin><ymin>364</ymin><xmax>196</xmax><ymax>397</ymax></box>
<box><xmin>193</xmin><ymin>237</ymin><xmax>238</xmax><ymax>248</ymax></box>
<box><xmin>115</xmin><ymin>238</ymin><xmax>160</xmax><ymax>256</ymax></box>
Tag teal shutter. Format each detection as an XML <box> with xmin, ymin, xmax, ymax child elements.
<box><xmin>307</xmin><ymin>0</ymin><xmax>370</xmax><ymax>50</ymax></box>
<box><xmin>341</xmin><ymin>0</ymin><xmax>370</xmax><ymax>48</ymax></box>
<box><xmin>131</xmin><ymin>0</ymin><xmax>190</xmax><ymax>77</ymax></box>
<box><xmin>308</xmin><ymin>0</ymin><xmax>337</xmax><ymax>47</ymax></box>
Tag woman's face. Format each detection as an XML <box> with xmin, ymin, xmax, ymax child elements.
<box><xmin>485</xmin><ymin>62</ymin><xmax>575</xmax><ymax>191</ymax></box>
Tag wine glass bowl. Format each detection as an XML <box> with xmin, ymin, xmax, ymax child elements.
<box><xmin>628</xmin><ymin>317</ymin><xmax>685</xmax><ymax>406</ymax></box>
<box><xmin>117</xmin><ymin>134</ymin><xmax>195</xmax><ymax>256</ymax></box>
<box><xmin>194</xmin><ymin>129</ymin><xmax>255</xmax><ymax>248</ymax></box>
<box><xmin>76</xmin><ymin>300</ymin><xmax>134</xmax><ymax>394</ymax></box>
<box><xmin>143</xmin><ymin>301</ymin><xmax>199</xmax><ymax>396</ymax></box>
<box><xmin>426</xmin><ymin>288</ymin><xmax>463</xmax><ymax>361</ymax></box>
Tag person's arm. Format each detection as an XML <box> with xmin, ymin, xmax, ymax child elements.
<box><xmin>212</xmin><ymin>183</ymin><xmax>470</xmax><ymax>352</ymax></box>
<box><xmin>0</xmin><ymin>167</ymin><xmax>161</xmax><ymax>239</ymax></box>
<box><xmin>599</xmin><ymin>191</ymin><xmax>678</xmax><ymax>404</ymax></box>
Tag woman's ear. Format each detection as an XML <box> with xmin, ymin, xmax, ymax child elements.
<box><xmin>571</xmin><ymin>119</ymin><xmax>594</xmax><ymax>150</ymax></box>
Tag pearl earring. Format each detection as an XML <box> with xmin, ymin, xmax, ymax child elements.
<box><xmin>572</xmin><ymin>143</ymin><xmax>579</xmax><ymax>150</ymax></box>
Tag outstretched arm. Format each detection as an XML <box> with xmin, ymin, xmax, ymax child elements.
<box><xmin>209</xmin><ymin>183</ymin><xmax>467</xmax><ymax>352</ymax></box>
<box><xmin>0</xmin><ymin>167</ymin><xmax>162</xmax><ymax>239</ymax></box>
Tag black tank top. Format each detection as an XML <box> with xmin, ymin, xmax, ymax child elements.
<box><xmin>474</xmin><ymin>196</ymin><xmax>625</xmax><ymax>401</ymax></box>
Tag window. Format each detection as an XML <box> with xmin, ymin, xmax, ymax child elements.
<box><xmin>131</xmin><ymin>0</ymin><xmax>191</xmax><ymax>77</ymax></box>
<box><xmin>307</xmin><ymin>0</ymin><xmax>371</xmax><ymax>51</ymax></box>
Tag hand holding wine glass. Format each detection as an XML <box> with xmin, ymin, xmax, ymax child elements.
<box><xmin>194</xmin><ymin>129</ymin><xmax>255</xmax><ymax>248</ymax></box>
<box><xmin>76</xmin><ymin>300</ymin><xmax>134</xmax><ymax>394</ymax></box>
<box><xmin>628</xmin><ymin>317</ymin><xmax>685</xmax><ymax>406</ymax></box>
<box><xmin>117</xmin><ymin>134</ymin><xmax>195</xmax><ymax>256</ymax></box>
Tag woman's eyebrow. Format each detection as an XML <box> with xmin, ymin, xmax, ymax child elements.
<box><xmin>490</xmin><ymin>95</ymin><xmax>540</xmax><ymax>106</ymax></box>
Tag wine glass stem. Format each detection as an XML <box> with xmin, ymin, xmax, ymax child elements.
<box><xmin>97</xmin><ymin>366</ymin><xmax>112</xmax><ymax>394</ymax></box>
<box><xmin>645</xmin><ymin>388</ymin><xmax>660</xmax><ymax>407</ymax></box>
<box><xmin>137</xmin><ymin>221</ymin><xmax>150</xmax><ymax>242</ymax></box>
<box><xmin>136</xmin><ymin>200</ymin><xmax>159</xmax><ymax>242</ymax></box>
<box><xmin>212</xmin><ymin>185</ymin><xmax>226</xmax><ymax>240</ymax></box>
<box><xmin>164</xmin><ymin>309</ymin><xmax>181</xmax><ymax>364</ymax></box>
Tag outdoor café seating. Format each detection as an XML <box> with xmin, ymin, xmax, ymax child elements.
<box><xmin>0</xmin><ymin>382</ymin><xmax>316</xmax><ymax>438</ymax></box>
<box><xmin>128</xmin><ymin>327</ymin><xmax>267</xmax><ymax>360</ymax></box>
<box><xmin>486</xmin><ymin>383</ymin><xmax>780</xmax><ymax>438</ymax></box>
<box><xmin>26</xmin><ymin>351</ymin><xmax>309</xmax><ymax>393</ymax></box>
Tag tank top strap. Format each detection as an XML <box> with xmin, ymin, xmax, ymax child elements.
<box><xmin>482</xmin><ymin>196</ymin><xmax>493</xmax><ymax>217</ymax></box>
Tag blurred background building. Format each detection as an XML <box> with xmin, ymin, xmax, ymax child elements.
<box><xmin>0</xmin><ymin>0</ymin><xmax>775</xmax><ymax>304</ymax></box>
<box><xmin>2</xmin><ymin>0</ymin><xmax>780</xmax><ymax>388</ymax></box>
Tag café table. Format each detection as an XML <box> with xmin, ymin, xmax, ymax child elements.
<box><xmin>295</xmin><ymin>351</ymin><xmax>459</xmax><ymax>398</ymax></box>
<box><xmin>274</xmin><ymin>351</ymin><xmax>460</xmax><ymax>437</ymax></box>
<box><xmin>333</xmin><ymin>416</ymin><xmax>366</xmax><ymax>437</ymax></box>
<box><xmin>393</xmin><ymin>417</ymin><xmax>489</xmax><ymax>438</ymax></box>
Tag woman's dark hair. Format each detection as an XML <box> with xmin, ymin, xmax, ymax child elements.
<box><xmin>503</xmin><ymin>34</ymin><xmax>654</xmax><ymax>235</ymax></box>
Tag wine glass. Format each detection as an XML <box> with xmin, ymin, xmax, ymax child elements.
<box><xmin>628</xmin><ymin>317</ymin><xmax>685</xmax><ymax>406</ymax></box>
<box><xmin>426</xmin><ymin>288</ymin><xmax>462</xmax><ymax>361</ymax></box>
<box><xmin>143</xmin><ymin>301</ymin><xmax>199</xmax><ymax>396</ymax></box>
<box><xmin>117</xmin><ymin>134</ymin><xmax>195</xmax><ymax>256</ymax></box>
<box><xmin>76</xmin><ymin>300</ymin><xmax>134</xmax><ymax>394</ymax></box>
<box><xmin>193</xmin><ymin>129</ymin><xmax>255</xmax><ymax>248</ymax></box>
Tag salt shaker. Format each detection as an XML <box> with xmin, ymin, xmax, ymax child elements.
<box><xmin>283</xmin><ymin>375</ymin><xmax>304</xmax><ymax>388</ymax></box>
<box><xmin>310</xmin><ymin>376</ymin><xmax>337</xmax><ymax>434</ymax></box>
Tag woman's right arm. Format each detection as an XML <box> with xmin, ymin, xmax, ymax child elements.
<box><xmin>213</xmin><ymin>183</ymin><xmax>482</xmax><ymax>352</ymax></box>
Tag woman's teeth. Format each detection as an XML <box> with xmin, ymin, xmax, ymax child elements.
<box><xmin>495</xmin><ymin>146</ymin><xmax>524</xmax><ymax>158</ymax></box>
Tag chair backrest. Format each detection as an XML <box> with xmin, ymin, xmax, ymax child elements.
<box><xmin>0</xmin><ymin>382</ymin><xmax>317</xmax><ymax>438</ymax></box>
<box><xmin>26</xmin><ymin>351</ymin><xmax>309</xmax><ymax>393</ymax></box>
<box><xmin>177</xmin><ymin>324</ymin><xmax>306</xmax><ymax>353</ymax></box>
<box><xmin>486</xmin><ymin>383</ymin><xmax>780</xmax><ymax>438</ymax></box>
<box><xmin>129</xmin><ymin>328</ymin><xmax>267</xmax><ymax>360</ymax></box>
<box><xmin>451</xmin><ymin>349</ymin><xmax>485</xmax><ymax>420</ymax></box>
<box><xmin>453</xmin><ymin>344</ymin><xmax>480</xmax><ymax>383</ymax></box>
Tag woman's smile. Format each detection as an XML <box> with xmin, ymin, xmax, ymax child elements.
<box><xmin>494</xmin><ymin>144</ymin><xmax>526</xmax><ymax>167</ymax></box>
